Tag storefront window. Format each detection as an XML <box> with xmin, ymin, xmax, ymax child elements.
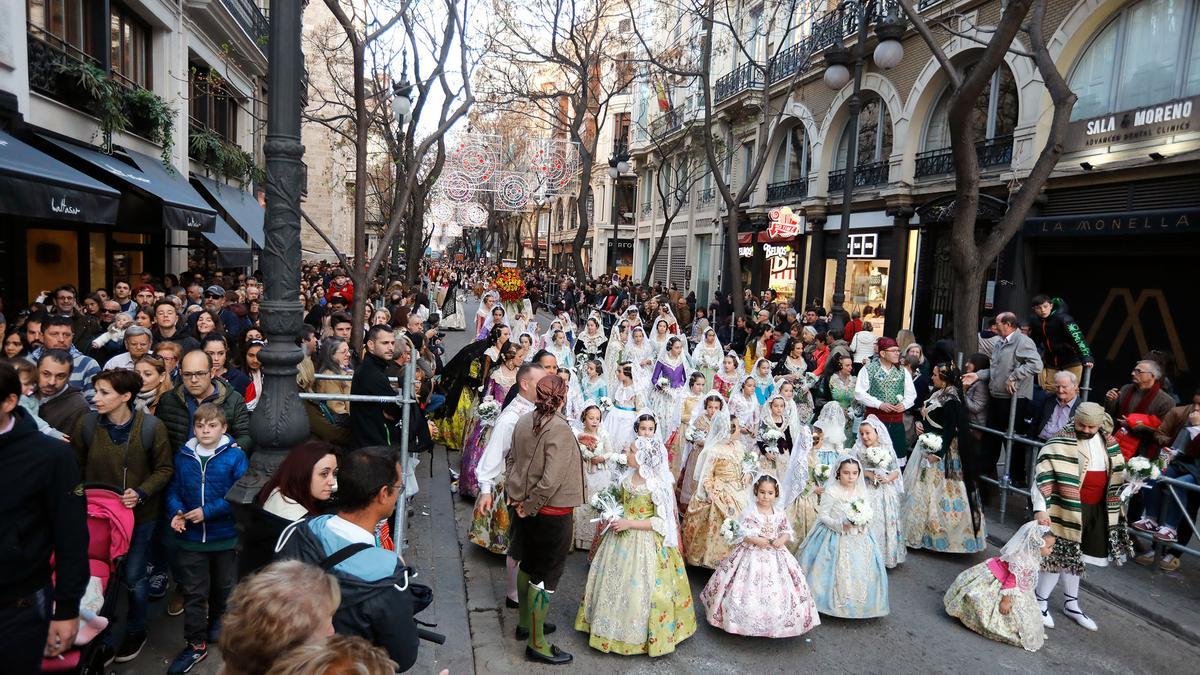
<box><xmin>1069</xmin><ymin>0</ymin><xmax>1200</xmax><ymax>120</ymax></box>
<box><xmin>823</xmin><ymin>258</ymin><xmax>889</xmax><ymax>332</ymax></box>
<box><xmin>764</xmin><ymin>243</ymin><xmax>798</xmax><ymax>304</ymax></box>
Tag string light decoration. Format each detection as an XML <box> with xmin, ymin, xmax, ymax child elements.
<box><xmin>431</xmin><ymin>132</ymin><xmax>580</xmax><ymax>214</ymax></box>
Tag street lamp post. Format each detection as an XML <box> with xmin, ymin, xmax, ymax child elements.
<box><xmin>607</xmin><ymin>149</ymin><xmax>630</xmax><ymax>276</ymax></box>
<box><xmin>822</xmin><ymin>2</ymin><xmax>904</xmax><ymax>335</ymax></box>
<box><xmin>229</xmin><ymin>0</ymin><xmax>311</xmax><ymax>503</ymax></box>
<box><xmin>391</xmin><ymin>76</ymin><xmax>413</xmax><ymax>280</ymax></box>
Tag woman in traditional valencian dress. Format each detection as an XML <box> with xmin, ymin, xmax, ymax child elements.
<box><xmin>624</xmin><ymin>326</ymin><xmax>657</xmax><ymax>389</ymax></box>
<box><xmin>671</xmin><ymin>373</ymin><xmax>707</xmax><ymax>481</ymax></box>
<box><xmin>795</xmin><ymin>456</ymin><xmax>890</xmax><ymax>619</ymax></box>
<box><xmin>818</xmin><ymin>353</ymin><xmax>859</xmax><ymax>444</ymax></box>
<box><xmin>580</xmin><ymin>359</ymin><xmax>608</xmax><ymax>404</ymax></box>
<box><xmin>678</xmin><ymin>392</ymin><xmax>726</xmax><ymax>509</ymax></box>
<box><xmin>601</xmin><ymin>363</ymin><xmax>645</xmax><ymax>455</ymax></box>
<box><xmin>650</xmin><ymin>318</ymin><xmax>672</xmax><ymax>355</ymax></box>
<box><xmin>728</xmin><ymin>377</ymin><xmax>761</xmax><ymax>452</ymax></box>
<box><xmin>647</xmin><ymin>336</ymin><xmax>690</xmax><ymax>444</ymax></box>
<box><xmin>902</xmin><ymin>363</ymin><xmax>988</xmax><ymax>553</ymax></box>
<box><xmin>691</xmin><ymin>328</ymin><xmax>723</xmax><ymax>387</ymax></box>
<box><xmin>474</xmin><ymin>292</ymin><xmax>498</xmax><ymax>339</ymax></box>
<box><xmin>439</xmin><ymin>271</ymin><xmax>467</xmax><ymax>330</ymax></box>
<box><xmin>435</xmin><ymin>323</ymin><xmax>509</xmax><ymax>451</ymax></box>
<box><xmin>682</xmin><ymin>414</ymin><xmax>752</xmax><ymax>569</ymax></box>
<box><xmin>854</xmin><ymin>415</ymin><xmax>906</xmax><ymax>568</ymax></box>
<box><xmin>574</xmin><ymin>317</ymin><xmax>608</xmax><ymax>382</ymax></box>
<box><xmin>700</xmin><ymin>474</ymin><xmax>820</xmax><ymax>638</ymax></box>
<box><xmin>603</xmin><ymin>320</ymin><xmax>631</xmax><ymax>383</ymax></box>
<box><xmin>714</xmin><ymin>351</ymin><xmax>743</xmax><ymax>400</ymax></box>
<box><xmin>779</xmin><ymin>423</ymin><xmax>821</xmax><ymax>551</ymax></box>
<box><xmin>576</xmin><ymin>414</ymin><xmax>696</xmax><ymax>657</ymax></box>
<box><xmin>478</xmin><ymin>304</ymin><xmax>506</xmax><ymax>342</ymax></box>
<box><xmin>756</xmin><ymin>394</ymin><xmax>800</xmax><ymax>476</ymax></box>
<box><xmin>459</xmin><ymin>342</ymin><xmax>520</xmax><ymax>498</ymax></box>
<box><xmin>546</xmin><ymin>329</ymin><xmax>575</xmax><ymax>372</ymax></box>
<box><xmin>573</xmin><ymin>404</ymin><xmax>617</xmax><ymax>550</ymax></box>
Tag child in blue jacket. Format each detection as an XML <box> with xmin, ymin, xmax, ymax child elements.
<box><xmin>165</xmin><ymin>402</ymin><xmax>248</xmax><ymax>674</ymax></box>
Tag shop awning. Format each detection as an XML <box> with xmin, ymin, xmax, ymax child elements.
<box><xmin>202</xmin><ymin>217</ymin><xmax>253</xmax><ymax>268</ymax></box>
<box><xmin>192</xmin><ymin>175</ymin><xmax>265</xmax><ymax>249</ymax></box>
<box><xmin>0</xmin><ymin>130</ymin><xmax>120</xmax><ymax>224</ymax></box>
<box><xmin>40</xmin><ymin>136</ymin><xmax>216</xmax><ymax>233</ymax></box>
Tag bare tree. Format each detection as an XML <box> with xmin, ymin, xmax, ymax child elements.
<box><xmin>630</xmin><ymin>0</ymin><xmax>820</xmax><ymax>319</ymax></box>
<box><xmin>897</xmin><ymin>0</ymin><xmax>1075</xmax><ymax>351</ymax></box>
<box><xmin>482</xmin><ymin>0</ymin><xmax>637</xmax><ymax>279</ymax></box>
<box><xmin>307</xmin><ymin>0</ymin><xmax>475</xmax><ymax>349</ymax></box>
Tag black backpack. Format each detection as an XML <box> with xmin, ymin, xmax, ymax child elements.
<box><xmin>319</xmin><ymin>542</ymin><xmax>433</xmax><ymax>615</ymax></box>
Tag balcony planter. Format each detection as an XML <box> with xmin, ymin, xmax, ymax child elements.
<box><xmin>189</xmin><ymin>126</ymin><xmax>261</xmax><ymax>186</ymax></box>
<box><xmin>122</xmin><ymin>87</ymin><xmax>176</xmax><ymax>168</ymax></box>
<box><xmin>54</xmin><ymin>60</ymin><xmax>127</xmax><ymax>151</ymax></box>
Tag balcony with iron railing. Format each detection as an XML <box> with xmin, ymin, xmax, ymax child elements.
<box><xmin>766</xmin><ymin>177</ymin><xmax>809</xmax><ymax>203</ymax></box>
<box><xmin>828</xmin><ymin>160</ymin><xmax>888</xmax><ymax>192</ymax></box>
<box><xmin>714</xmin><ymin>62</ymin><xmax>764</xmax><ymax>103</ymax></box>
<box><xmin>914</xmin><ymin>134</ymin><xmax>1014</xmax><ymax>178</ymax></box>
<box><xmin>223</xmin><ymin>0</ymin><xmax>269</xmax><ymax>55</ymax></box>
<box><xmin>698</xmin><ymin>186</ymin><xmax>716</xmax><ymax>207</ymax></box>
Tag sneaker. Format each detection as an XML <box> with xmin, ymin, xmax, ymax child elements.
<box><xmin>113</xmin><ymin>630</ymin><xmax>146</xmax><ymax>663</ymax></box>
<box><xmin>148</xmin><ymin>570</ymin><xmax>169</xmax><ymax>599</ymax></box>
<box><xmin>1135</xmin><ymin>551</ymin><xmax>1156</xmax><ymax>566</ymax></box>
<box><xmin>167</xmin><ymin>641</ymin><xmax>208</xmax><ymax>674</ymax></box>
<box><xmin>1160</xmin><ymin>554</ymin><xmax>1182</xmax><ymax>572</ymax></box>
<box><xmin>1132</xmin><ymin>517</ymin><xmax>1159</xmax><ymax>533</ymax></box>
<box><xmin>167</xmin><ymin>587</ymin><xmax>185</xmax><ymax>616</ymax></box>
<box><xmin>1154</xmin><ymin>526</ymin><xmax>1178</xmax><ymax>542</ymax></box>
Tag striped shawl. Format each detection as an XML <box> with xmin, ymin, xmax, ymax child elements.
<box><xmin>1035</xmin><ymin>430</ymin><xmax>1127</xmax><ymax>544</ymax></box>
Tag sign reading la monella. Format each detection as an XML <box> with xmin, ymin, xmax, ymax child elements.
<box><xmin>1067</xmin><ymin>96</ymin><xmax>1198</xmax><ymax>152</ymax></box>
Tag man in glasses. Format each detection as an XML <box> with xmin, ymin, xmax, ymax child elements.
<box><xmin>48</xmin><ymin>285</ymin><xmax>101</xmax><ymax>352</ymax></box>
<box><xmin>194</xmin><ymin>285</ymin><xmax>248</xmax><ymax>341</ymax></box>
<box><xmin>1105</xmin><ymin>359</ymin><xmax>1175</xmax><ymax>446</ymax></box>
<box><xmin>155</xmin><ymin>350</ymin><xmax>252</xmax><ymax>453</ymax></box>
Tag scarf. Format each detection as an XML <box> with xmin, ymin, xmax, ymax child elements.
<box><xmin>1035</xmin><ymin>431</ymin><xmax>1126</xmax><ymax>544</ymax></box>
<box><xmin>1119</xmin><ymin>381</ymin><xmax>1162</xmax><ymax>416</ymax></box>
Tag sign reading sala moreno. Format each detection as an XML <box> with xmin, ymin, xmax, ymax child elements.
<box><xmin>1066</xmin><ymin>96</ymin><xmax>1198</xmax><ymax>152</ymax></box>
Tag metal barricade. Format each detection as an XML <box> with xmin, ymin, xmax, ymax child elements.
<box><xmin>1127</xmin><ymin>476</ymin><xmax>1200</xmax><ymax>567</ymax></box>
<box><xmin>299</xmin><ymin>361</ymin><xmax>417</xmax><ymax>557</ymax></box>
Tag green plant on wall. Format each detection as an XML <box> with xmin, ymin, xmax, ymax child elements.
<box><xmin>122</xmin><ymin>87</ymin><xmax>175</xmax><ymax>169</ymax></box>
<box><xmin>189</xmin><ymin>126</ymin><xmax>262</xmax><ymax>185</ymax></box>
<box><xmin>57</xmin><ymin>61</ymin><xmax>126</xmax><ymax>152</ymax></box>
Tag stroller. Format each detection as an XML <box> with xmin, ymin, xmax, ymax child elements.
<box><xmin>42</xmin><ymin>485</ymin><xmax>134</xmax><ymax>674</ymax></box>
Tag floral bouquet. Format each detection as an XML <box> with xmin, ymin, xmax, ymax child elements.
<box><xmin>496</xmin><ymin>268</ymin><xmax>525</xmax><ymax>303</ymax></box>
<box><xmin>741</xmin><ymin>450</ymin><xmax>759</xmax><ymax>475</ymax></box>
<box><xmin>811</xmin><ymin>463</ymin><xmax>832</xmax><ymax>485</ymax></box>
<box><xmin>656</xmin><ymin>376</ymin><xmax>670</xmax><ymax>391</ymax></box>
<box><xmin>589</xmin><ymin>484</ymin><xmax>624</xmax><ymax>534</ymax></box>
<box><xmin>578</xmin><ymin>433</ymin><xmax>600</xmax><ymax>460</ymax></box>
<box><xmin>917</xmin><ymin>432</ymin><xmax>943</xmax><ymax>453</ymax></box>
<box><xmin>1120</xmin><ymin>455</ymin><xmax>1163</xmax><ymax>502</ymax></box>
<box><xmin>598</xmin><ymin>396</ymin><xmax>613</xmax><ymax>413</ymax></box>
<box><xmin>864</xmin><ymin>444</ymin><xmax>890</xmax><ymax>470</ymax></box>
<box><xmin>846</xmin><ymin>497</ymin><xmax>873</xmax><ymax>528</ymax></box>
<box><xmin>477</xmin><ymin>397</ymin><xmax>501</xmax><ymax>427</ymax></box>
<box><xmin>720</xmin><ymin>517</ymin><xmax>744</xmax><ymax>545</ymax></box>
<box><xmin>760</xmin><ymin>427</ymin><xmax>784</xmax><ymax>455</ymax></box>
<box><xmin>687</xmin><ymin>426</ymin><xmax>706</xmax><ymax>443</ymax></box>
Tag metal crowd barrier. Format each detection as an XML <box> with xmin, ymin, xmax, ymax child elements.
<box><xmin>1127</xmin><ymin>476</ymin><xmax>1200</xmax><ymax>566</ymax></box>
<box><xmin>299</xmin><ymin>359</ymin><xmax>418</xmax><ymax>557</ymax></box>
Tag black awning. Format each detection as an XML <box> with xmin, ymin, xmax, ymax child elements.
<box><xmin>40</xmin><ymin>136</ymin><xmax>216</xmax><ymax>233</ymax></box>
<box><xmin>0</xmin><ymin>130</ymin><xmax>120</xmax><ymax>224</ymax></box>
<box><xmin>202</xmin><ymin>217</ymin><xmax>252</xmax><ymax>267</ymax></box>
<box><xmin>192</xmin><ymin>175</ymin><xmax>264</xmax><ymax>249</ymax></box>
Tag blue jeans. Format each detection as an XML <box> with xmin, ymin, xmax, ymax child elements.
<box><xmin>426</xmin><ymin>392</ymin><xmax>446</xmax><ymax>416</ymax></box>
<box><xmin>123</xmin><ymin>521</ymin><xmax>155</xmax><ymax>634</ymax></box>
<box><xmin>1142</xmin><ymin>465</ymin><xmax>1200</xmax><ymax>530</ymax></box>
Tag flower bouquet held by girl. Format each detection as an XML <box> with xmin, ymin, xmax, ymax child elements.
<box><xmin>854</xmin><ymin>416</ymin><xmax>907</xmax><ymax>568</ymax></box>
<box><xmin>701</xmin><ymin>474</ymin><xmax>820</xmax><ymax>638</ymax></box>
<box><xmin>944</xmin><ymin>521</ymin><xmax>1056</xmax><ymax>652</ymax></box>
<box><xmin>681</xmin><ymin>411</ymin><xmax>750</xmax><ymax>569</ymax></box>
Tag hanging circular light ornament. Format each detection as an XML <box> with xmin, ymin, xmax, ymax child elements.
<box><xmin>451</xmin><ymin>136</ymin><xmax>498</xmax><ymax>185</ymax></box>
<box><xmin>498</xmin><ymin>173</ymin><xmax>530</xmax><ymax>210</ymax></box>
<box><xmin>430</xmin><ymin>199</ymin><xmax>456</xmax><ymax>223</ymax></box>
<box><xmin>460</xmin><ymin>202</ymin><xmax>489</xmax><ymax>227</ymax></box>
<box><xmin>441</xmin><ymin>171</ymin><xmax>474</xmax><ymax>202</ymax></box>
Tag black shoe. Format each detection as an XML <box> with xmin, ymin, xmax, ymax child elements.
<box><xmin>114</xmin><ymin>630</ymin><xmax>147</xmax><ymax>663</ymax></box>
<box><xmin>92</xmin><ymin>643</ymin><xmax>116</xmax><ymax>668</ymax></box>
<box><xmin>525</xmin><ymin>644</ymin><xmax>572</xmax><ymax>664</ymax></box>
<box><xmin>515</xmin><ymin>620</ymin><xmax>556</xmax><ymax>640</ymax></box>
<box><xmin>505</xmin><ymin>597</ymin><xmax>520</xmax><ymax>609</ymax></box>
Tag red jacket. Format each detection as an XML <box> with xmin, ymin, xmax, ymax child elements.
<box><xmin>843</xmin><ymin>318</ymin><xmax>862</xmax><ymax>342</ymax></box>
<box><xmin>326</xmin><ymin>281</ymin><xmax>355</xmax><ymax>305</ymax></box>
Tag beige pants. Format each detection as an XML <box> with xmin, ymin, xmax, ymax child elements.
<box><xmin>1040</xmin><ymin>364</ymin><xmax>1084</xmax><ymax>393</ymax></box>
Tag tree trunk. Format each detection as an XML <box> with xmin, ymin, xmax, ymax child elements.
<box><xmin>643</xmin><ymin>213</ymin><xmax>675</xmax><ymax>288</ymax></box>
<box><xmin>951</xmin><ymin>262</ymin><xmax>987</xmax><ymax>357</ymax></box>
<box><xmin>571</xmin><ymin>175</ymin><xmax>593</xmax><ymax>280</ymax></box>
<box><xmin>725</xmin><ymin>206</ymin><xmax>745</xmax><ymax>318</ymax></box>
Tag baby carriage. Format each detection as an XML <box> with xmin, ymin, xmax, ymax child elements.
<box><xmin>42</xmin><ymin>485</ymin><xmax>134</xmax><ymax>674</ymax></box>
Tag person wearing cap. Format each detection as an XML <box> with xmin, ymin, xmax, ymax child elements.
<box><xmin>134</xmin><ymin>285</ymin><xmax>157</xmax><ymax>309</ymax></box>
<box><xmin>192</xmin><ymin>286</ymin><xmax>249</xmax><ymax>342</ymax></box>
<box><xmin>325</xmin><ymin>271</ymin><xmax>354</xmax><ymax>306</ymax></box>
<box><xmin>1031</xmin><ymin>402</ymin><xmax>1132</xmax><ymax>632</ymax></box>
<box><xmin>855</xmin><ymin>336</ymin><xmax>916</xmax><ymax>463</ymax></box>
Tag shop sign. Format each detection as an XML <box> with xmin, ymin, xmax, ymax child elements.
<box><xmin>848</xmin><ymin>233</ymin><xmax>878</xmax><ymax>258</ymax></box>
<box><xmin>1065</xmin><ymin>96</ymin><xmax>1198</xmax><ymax>153</ymax></box>
<box><xmin>1023</xmin><ymin>209</ymin><xmax>1200</xmax><ymax>237</ymax></box>
<box><xmin>767</xmin><ymin>206</ymin><xmax>803</xmax><ymax>238</ymax></box>
<box><xmin>739</xmin><ymin>245</ymin><xmax>754</xmax><ymax>258</ymax></box>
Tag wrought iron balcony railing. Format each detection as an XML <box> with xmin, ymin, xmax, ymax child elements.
<box><xmin>767</xmin><ymin>177</ymin><xmax>809</xmax><ymax>203</ymax></box>
<box><xmin>224</xmin><ymin>0</ymin><xmax>269</xmax><ymax>55</ymax></box>
<box><xmin>714</xmin><ymin>62</ymin><xmax>764</xmax><ymax>103</ymax></box>
<box><xmin>828</xmin><ymin>160</ymin><xmax>888</xmax><ymax>192</ymax></box>
<box><xmin>698</xmin><ymin>186</ymin><xmax>716</xmax><ymax>206</ymax></box>
<box><xmin>914</xmin><ymin>134</ymin><xmax>1014</xmax><ymax>178</ymax></box>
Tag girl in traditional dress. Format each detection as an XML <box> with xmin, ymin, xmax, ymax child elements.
<box><xmin>650</xmin><ymin>318</ymin><xmax>673</xmax><ymax>355</ymax></box>
<box><xmin>574</xmin><ymin>317</ymin><xmax>608</xmax><ymax>382</ymax></box>
<box><xmin>436</xmin><ymin>323</ymin><xmax>509</xmax><ymax>451</ymax></box>
<box><xmin>795</xmin><ymin>456</ymin><xmax>890</xmax><ymax>619</ymax></box>
<box><xmin>854</xmin><ymin>416</ymin><xmax>907</xmax><ymax>568</ymax></box>
<box><xmin>729</xmin><ymin>377</ymin><xmax>761</xmax><ymax>452</ymax></box>
<box><xmin>478</xmin><ymin>304</ymin><xmax>506</xmax><ymax>342</ymax></box>
<box><xmin>682</xmin><ymin>415</ymin><xmax>752</xmax><ymax>569</ymax></box>
<box><xmin>556</xmin><ymin>311</ymin><xmax>576</xmax><ymax>345</ymax></box>
<box><xmin>714</xmin><ymin>351</ymin><xmax>743</xmax><ymax>399</ymax></box>
<box><xmin>474</xmin><ymin>293</ymin><xmax>498</xmax><ymax>339</ymax></box>
<box><xmin>757</xmin><ymin>394</ymin><xmax>801</xmax><ymax>477</ymax></box>
<box><xmin>779</xmin><ymin>424</ymin><xmax>821</xmax><ymax>550</ymax></box>
<box><xmin>678</xmin><ymin>392</ymin><xmax>726</xmax><ymax>508</ymax></box>
<box><xmin>624</xmin><ymin>326</ymin><xmax>657</xmax><ymax>388</ymax></box>
<box><xmin>440</xmin><ymin>272</ymin><xmax>467</xmax><ymax>331</ymax></box>
<box><xmin>603</xmin><ymin>320</ymin><xmax>631</xmax><ymax>381</ymax></box>
<box><xmin>560</xmin><ymin>368</ymin><xmax>587</xmax><ymax>432</ymax></box>
<box><xmin>647</xmin><ymin>336</ymin><xmax>689</xmax><ymax>444</ymax></box>
<box><xmin>575</xmin><ymin>414</ymin><xmax>696</xmax><ymax>657</ymax></box>
<box><xmin>573</xmin><ymin>405</ymin><xmax>617</xmax><ymax>550</ymax></box>
<box><xmin>820</xmin><ymin>353</ymin><xmax>858</xmax><ymax>444</ymax></box>
<box><xmin>541</xmin><ymin>320</ymin><xmax>566</xmax><ymax>354</ymax></box>
<box><xmin>752</xmin><ymin>358</ymin><xmax>776</xmax><ymax>405</ymax></box>
<box><xmin>580</xmin><ymin>360</ymin><xmax>608</xmax><ymax>404</ymax></box>
<box><xmin>602</xmin><ymin>363</ymin><xmax>644</xmax><ymax>454</ymax></box>
<box><xmin>902</xmin><ymin>363</ymin><xmax>987</xmax><ymax>553</ymax></box>
<box><xmin>814</xmin><ymin>401</ymin><xmax>849</xmax><ymax>455</ymax></box>
<box><xmin>546</xmin><ymin>329</ymin><xmax>575</xmax><ymax>372</ymax></box>
<box><xmin>459</xmin><ymin>342</ymin><xmax>521</xmax><ymax>497</ymax></box>
<box><xmin>701</xmin><ymin>474</ymin><xmax>821</xmax><ymax>637</ymax></box>
<box><xmin>517</xmin><ymin>333</ymin><xmax>535</xmax><ymax>362</ymax></box>
<box><xmin>944</xmin><ymin>521</ymin><xmax>1055</xmax><ymax>652</ymax></box>
<box><xmin>691</xmin><ymin>328</ymin><xmax>723</xmax><ymax>386</ymax></box>
<box><xmin>671</xmin><ymin>373</ymin><xmax>707</xmax><ymax>481</ymax></box>
<box><xmin>774</xmin><ymin>339</ymin><xmax>809</xmax><ymax>391</ymax></box>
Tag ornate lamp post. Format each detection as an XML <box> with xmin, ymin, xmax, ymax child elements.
<box><xmin>229</xmin><ymin>0</ymin><xmax>311</xmax><ymax>503</ymax></box>
<box><xmin>607</xmin><ymin>149</ymin><xmax>630</xmax><ymax>275</ymax></box>
<box><xmin>822</xmin><ymin>2</ymin><xmax>904</xmax><ymax>335</ymax></box>
<box><xmin>390</xmin><ymin>76</ymin><xmax>413</xmax><ymax>279</ymax></box>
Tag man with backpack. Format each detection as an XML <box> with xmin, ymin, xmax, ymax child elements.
<box><xmin>277</xmin><ymin>446</ymin><xmax>421</xmax><ymax>671</ymax></box>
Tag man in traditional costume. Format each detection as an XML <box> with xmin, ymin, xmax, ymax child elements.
<box><xmin>1032</xmin><ymin>402</ymin><xmax>1132</xmax><ymax>631</ymax></box>
<box><xmin>854</xmin><ymin>336</ymin><xmax>916</xmax><ymax>464</ymax></box>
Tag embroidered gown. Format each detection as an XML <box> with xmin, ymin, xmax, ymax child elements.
<box><xmin>756</xmin><ymin>417</ymin><xmax>793</xmax><ymax>476</ymax></box>
<box><xmin>728</xmin><ymin>393</ymin><xmax>760</xmax><ymax>452</ymax></box>
<box><xmin>902</xmin><ymin>394</ymin><xmax>987</xmax><ymax>553</ymax></box>
<box><xmin>574</xmin><ymin>331</ymin><xmax>608</xmax><ymax>381</ymax></box>
<box><xmin>671</xmin><ymin>392</ymin><xmax>704</xmax><ymax>481</ymax></box>
<box><xmin>438</xmin><ymin>348</ymin><xmax>496</xmax><ymax>452</ymax></box>
<box><xmin>944</xmin><ymin>557</ymin><xmax>1044</xmax><ymax>651</ymax></box>
<box><xmin>714</xmin><ymin>368</ymin><xmax>741</xmax><ymax>399</ymax></box>
<box><xmin>681</xmin><ymin>441</ymin><xmax>749</xmax><ymax>569</ymax></box>
<box><xmin>786</xmin><ymin>443</ymin><xmax>840</xmax><ymax>552</ymax></box>
<box><xmin>581</xmin><ymin>375</ymin><xmax>608</xmax><ymax>404</ymax></box>
<box><xmin>677</xmin><ymin>412</ymin><xmax>712</xmax><ymax>507</ymax></box>
<box><xmin>857</xmin><ymin>439</ymin><xmax>907</xmax><ymax>568</ymax></box>
<box><xmin>700</xmin><ymin>507</ymin><xmax>820</xmax><ymax>637</ymax></box>
<box><xmin>457</xmin><ymin>359</ymin><xmax>513</xmax><ymax>498</ymax></box>
<box><xmin>574</xmin><ymin>427</ymin><xmax>617</xmax><ymax>550</ymax></box>
<box><xmin>795</xmin><ymin>486</ymin><xmax>890</xmax><ymax>618</ymax></box>
<box><xmin>575</xmin><ymin>479</ymin><xmax>696</xmax><ymax>656</ymax></box>
<box><xmin>827</xmin><ymin>373</ymin><xmax>858</xmax><ymax>444</ymax></box>
<box><xmin>648</xmin><ymin>359</ymin><xmax>687</xmax><ymax>442</ymax></box>
<box><xmin>601</xmin><ymin>383</ymin><xmax>643</xmax><ymax>455</ymax></box>
<box><xmin>692</xmin><ymin>341</ymin><xmax>723</xmax><ymax>389</ymax></box>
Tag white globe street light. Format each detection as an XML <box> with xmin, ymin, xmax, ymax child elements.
<box><xmin>823</xmin><ymin>63</ymin><xmax>851</xmax><ymax>90</ymax></box>
<box><xmin>872</xmin><ymin>38</ymin><xmax>904</xmax><ymax>69</ymax></box>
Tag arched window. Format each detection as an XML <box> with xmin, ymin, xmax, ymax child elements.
<box><xmin>923</xmin><ymin>65</ymin><xmax>1018</xmax><ymax>151</ymax></box>
<box><xmin>771</xmin><ymin>124</ymin><xmax>810</xmax><ymax>183</ymax></box>
<box><xmin>834</xmin><ymin>94</ymin><xmax>892</xmax><ymax>171</ymax></box>
<box><xmin>1068</xmin><ymin>0</ymin><xmax>1200</xmax><ymax>120</ymax></box>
